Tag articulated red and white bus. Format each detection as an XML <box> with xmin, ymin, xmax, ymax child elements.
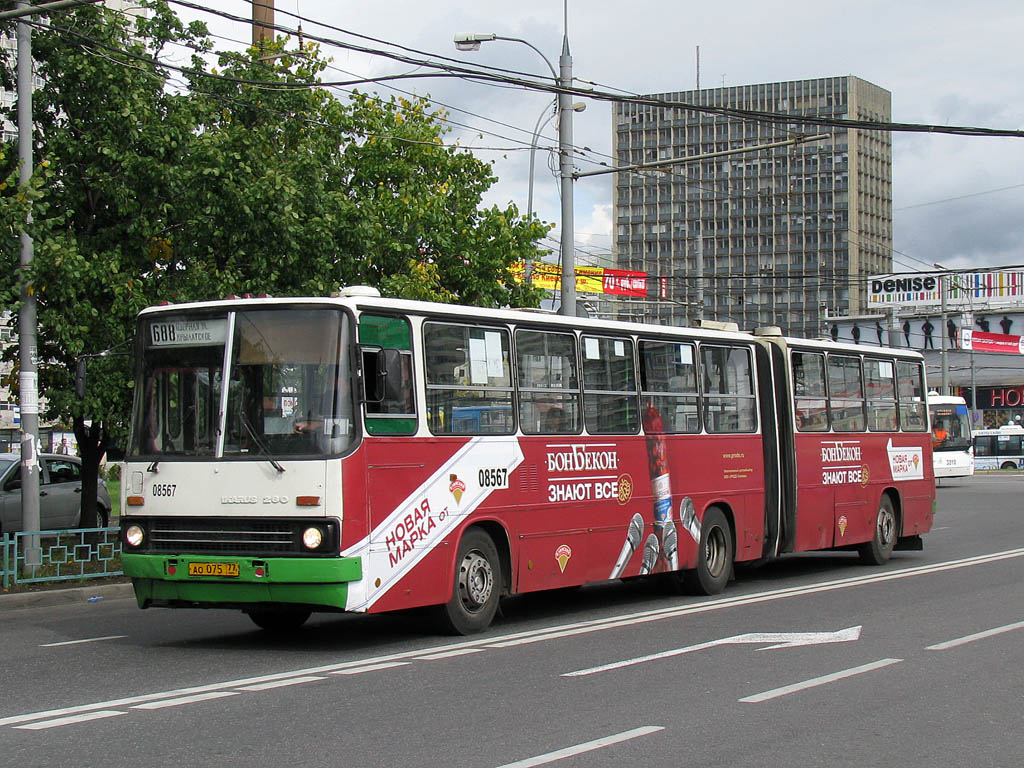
<box><xmin>120</xmin><ymin>289</ymin><xmax>935</xmax><ymax>633</ymax></box>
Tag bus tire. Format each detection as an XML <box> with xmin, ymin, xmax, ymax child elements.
<box><xmin>1000</xmin><ymin>462</ymin><xmax>1017</xmax><ymax>470</ymax></box>
<box><xmin>858</xmin><ymin>495</ymin><xmax>897</xmax><ymax>565</ymax></box>
<box><xmin>435</xmin><ymin>528</ymin><xmax>501</xmax><ymax>635</ymax></box>
<box><xmin>247</xmin><ymin>608</ymin><xmax>312</xmax><ymax>632</ymax></box>
<box><xmin>682</xmin><ymin>507</ymin><xmax>733</xmax><ymax>595</ymax></box>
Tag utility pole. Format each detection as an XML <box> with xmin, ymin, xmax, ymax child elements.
<box><xmin>253</xmin><ymin>0</ymin><xmax>274</xmax><ymax>46</ymax></box>
<box><xmin>16</xmin><ymin>1</ymin><xmax>41</xmax><ymax>555</ymax></box>
<box><xmin>557</xmin><ymin>4</ymin><xmax>575</xmax><ymax>317</ymax></box>
<box><xmin>939</xmin><ymin>271</ymin><xmax>949</xmax><ymax>395</ymax></box>
<box><xmin>695</xmin><ymin>231</ymin><xmax>704</xmax><ymax>324</ymax></box>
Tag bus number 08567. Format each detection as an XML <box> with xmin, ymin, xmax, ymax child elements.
<box><xmin>478</xmin><ymin>468</ymin><xmax>509</xmax><ymax>489</ymax></box>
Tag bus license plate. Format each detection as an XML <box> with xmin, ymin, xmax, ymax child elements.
<box><xmin>187</xmin><ymin>562</ymin><xmax>240</xmax><ymax>578</ymax></box>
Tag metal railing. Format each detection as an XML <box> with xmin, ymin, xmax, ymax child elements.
<box><xmin>1</xmin><ymin>526</ymin><xmax>123</xmax><ymax>589</ymax></box>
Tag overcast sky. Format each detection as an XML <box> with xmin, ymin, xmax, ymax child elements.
<box><xmin>176</xmin><ymin>1</ymin><xmax>1024</xmax><ymax>276</ymax></box>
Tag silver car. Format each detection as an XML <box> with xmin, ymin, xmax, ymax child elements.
<box><xmin>0</xmin><ymin>453</ymin><xmax>113</xmax><ymax>533</ymax></box>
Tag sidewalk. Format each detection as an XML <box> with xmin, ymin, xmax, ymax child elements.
<box><xmin>0</xmin><ymin>581</ymin><xmax>135</xmax><ymax>611</ymax></box>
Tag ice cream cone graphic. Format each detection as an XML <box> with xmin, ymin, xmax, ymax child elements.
<box><xmin>449</xmin><ymin>474</ymin><xmax>466</xmax><ymax>505</ymax></box>
<box><xmin>555</xmin><ymin>544</ymin><xmax>572</xmax><ymax>573</ymax></box>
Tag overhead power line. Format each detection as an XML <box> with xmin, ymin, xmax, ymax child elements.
<box><xmin>151</xmin><ymin>1</ymin><xmax>1024</xmax><ymax>141</ymax></box>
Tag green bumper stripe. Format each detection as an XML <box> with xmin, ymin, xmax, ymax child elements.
<box><xmin>122</xmin><ymin>554</ymin><xmax>362</xmax><ymax>610</ymax></box>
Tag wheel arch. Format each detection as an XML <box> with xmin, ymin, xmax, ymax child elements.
<box><xmin>880</xmin><ymin>486</ymin><xmax>902</xmax><ymax>534</ymax></box>
<box><xmin>704</xmin><ymin>499</ymin><xmax>738</xmax><ymax>557</ymax></box>
<box><xmin>458</xmin><ymin>519</ymin><xmax>512</xmax><ymax>597</ymax></box>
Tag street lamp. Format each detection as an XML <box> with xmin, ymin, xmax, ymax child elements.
<box><xmin>935</xmin><ymin>262</ymin><xmax>950</xmax><ymax>396</ymax></box>
<box><xmin>936</xmin><ymin>262</ymin><xmax>978</xmax><ymax>423</ymax></box>
<box><xmin>528</xmin><ymin>99</ymin><xmax>585</xmax><ymax>220</ymax></box>
<box><xmin>453</xmin><ymin>26</ymin><xmax>578</xmax><ymax>316</ymax></box>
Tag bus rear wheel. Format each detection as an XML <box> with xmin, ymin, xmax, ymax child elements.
<box><xmin>247</xmin><ymin>608</ymin><xmax>312</xmax><ymax>632</ymax></box>
<box><xmin>1000</xmin><ymin>462</ymin><xmax>1017</xmax><ymax>470</ymax></box>
<box><xmin>435</xmin><ymin>528</ymin><xmax>501</xmax><ymax>635</ymax></box>
<box><xmin>682</xmin><ymin>507</ymin><xmax>733</xmax><ymax>595</ymax></box>
<box><xmin>859</xmin><ymin>495</ymin><xmax>897</xmax><ymax>565</ymax></box>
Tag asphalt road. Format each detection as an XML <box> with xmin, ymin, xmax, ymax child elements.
<box><xmin>1</xmin><ymin>473</ymin><xmax>1021</xmax><ymax>768</ymax></box>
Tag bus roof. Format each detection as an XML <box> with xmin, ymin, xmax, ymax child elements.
<box><xmin>973</xmin><ymin>425</ymin><xmax>1024</xmax><ymax>435</ymax></box>
<box><xmin>928</xmin><ymin>394</ymin><xmax>968</xmax><ymax>406</ymax></box>
<box><xmin>136</xmin><ymin>292</ymin><xmax>924</xmax><ymax>359</ymax></box>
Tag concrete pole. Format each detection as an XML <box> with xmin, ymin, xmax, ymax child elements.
<box><xmin>940</xmin><ymin>273</ymin><xmax>949</xmax><ymax>395</ymax></box>
<box><xmin>16</xmin><ymin>1</ymin><xmax>41</xmax><ymax>552</ymax></box>
<box><xmin>557</xmin><ymin>30</ymin><xmax>575</xmax><ymax>317</ymax></box>
<box><xmin>695</xmin><ymin>233</ymin><xmax>704</xmax><ymax>324</ymax></box>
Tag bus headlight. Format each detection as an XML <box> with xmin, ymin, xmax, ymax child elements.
<box><xmin>302</xmin><ymin>527</ymin><xmax>324</xmax><ymax>550</ymax></box>
<box><xmin>125</xmin><ymin>525</ymin><xmax>145</xmax><ymax>548</ymax></box>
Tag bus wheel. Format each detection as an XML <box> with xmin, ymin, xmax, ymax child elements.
<box><xmin>247</xmin><ymin>608</ymin><xmax>312</xmax><ymax>632</ymax></box>
<box><xmin>1000</xmin><ymin>462</ymin><xmax>1017</xmax><ymax>470</ymax></box>
<box><xmin>858</xmin><ymin>495</ymin><xmax>896</xmax><ymax>565</ymax></box>
<box><xmin>436</xmin><ymin>529</ymin><xmax>501</xmax><ymax>635</ymax></box>
<box><xmin>682</xmin><ymin>507</ymin><xmax>733</xmax><ymax>595</ymax></box>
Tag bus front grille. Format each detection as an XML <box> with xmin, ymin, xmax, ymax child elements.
<box><xmin>121</xmin><ymin>517</ymin><xmax>339</xmax><ymax>557</ymax></box>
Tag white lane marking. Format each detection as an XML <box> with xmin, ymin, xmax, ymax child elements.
<box><xmin>236</xmin><ymin>676</ymin><xmax>325</xmax><ymax>691</ymax></box>
<box><xmin>489</xmin><ymin>548</ymin><xmax>1024</xmax><ymax>649</ymax></box>
<box><xmin>739</xmin><ymin>659</ymin><xmax>903</xmax><ymax>703</ymax></box>
<box><xmin>565</xmin><ymin>640</ymin><xmax>721</xmax><ymax>677</ymax></box>
<box><xmin>14</xmin><ymin>711</ymin><xmax>125</xmax><ymax>730</ymax></box>
<box><xmin>926</xmin><ymin>620</ymin><xmax>1024</xmax><ymax>651</ymax></box>
<box><xmin>2</xmin><ymin>548</ymin><xmax>1021</xmax><ymax>729</ymax></box>
<box><xmin>493</xmin><ymin>726</ymin><xmax>664</xmax><ymax>768</ymax></box>
<box><xmin>416</xmin><ymin>648</ymin><xmax>486</xmax><ymax>661</ymax></box>
<box><xmin>564</xmin><ymin>627</ymin><xmax>862</xmax><ymax>677</ymax></box>
<box><xmin>331</xmin><ymin>662</ymin><xmax>410</xmax><ymax>675</ymax></box>
<box><xmin>40</xmin><ymin>635</ymin><xmax>127</xmax><ymax>647</ymax></box>
<box><xmin>131</xmin><ymin>692</ymin><xmax>239</xmax><ymax>710</ymax></box>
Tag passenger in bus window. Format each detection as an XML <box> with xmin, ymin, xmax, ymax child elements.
<box><xmin>542</xmin><ymin>406</ymin><xmax>567</xmax><ymax>433</ymax></box>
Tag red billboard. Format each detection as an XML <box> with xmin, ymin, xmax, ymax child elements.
<box><xmin>959</xmin><ymin>329</ymin><xmax>1024</xmax><ymax>354</ymax></box>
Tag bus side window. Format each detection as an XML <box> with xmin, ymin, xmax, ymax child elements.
<box><xmin>792</xmin><ymin>350</ymin><xmax>828</xmax><ymax>432</ymax></box>
<box><xmin>701</xmin><ymin>345</ymin><xmax>757</xmax><ymax>433</ymax></box>
<box><xmin>582</xmin><ymin>335</ymin><xmax>639</xmax><ymax>434</ymax></box>
<box><xmin>896</xmin><ymin>360</ymin><xmax>928</xmax><ymax>431</ymax></box>
<box><xmin>828</xmin><ymin>354</ymin><xmax>865</xmax><ymax>432</ymax></box>
<box><xmin>424</xmin><ymin>322</ymin><xmax>514</xmax><ymax>436</ymax></box>
<box><xmin>639</xmin><ymin>339</ymin><xmax>699</xmax><ymax>434</ymax></box>
<box><xmin>359</xmin><ymin>314</ymin><xmax>416</xmax><ymax>435</ymax></box>
<box><xmin>515</xmin><ymin>329</ymin><xmax>580</xmax><ymax>435</ymax></box>
<box><xmin>864</xmin><ymin>358</ymin><xmax>897</xmax><ymax>432</ymax></box>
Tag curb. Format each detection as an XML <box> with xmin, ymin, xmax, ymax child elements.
<box><xmin>0</xmin><ymin>582</ymin><xmax>135</xmax><ymax>611</ymax></box>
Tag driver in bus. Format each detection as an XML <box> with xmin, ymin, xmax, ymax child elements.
<box><xmin>932</xmin><ymin>423</ymin><xmax>947</xmax><ymax>447</ymax></box>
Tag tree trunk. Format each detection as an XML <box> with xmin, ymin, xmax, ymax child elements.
<box><xmin>73</xmin><ymin>417</ymin><xmax>108</xmax><ymax>528</ymax></box>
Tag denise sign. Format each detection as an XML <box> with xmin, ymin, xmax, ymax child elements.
<box><xmin>869</xmin><ymin>270</ymin><xmax>1024</xmax><ymax>308</ymax></box>
<box><xmin>868</xmin><ymin>275</ymin><xmax>939</xmax><ymax>307</ymax></box>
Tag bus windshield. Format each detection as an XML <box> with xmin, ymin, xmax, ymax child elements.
<box><xmin>130</xmin><ymin>307</ymin><xmax>355</xmax><ymax>458</ymax></box>
<box><xmin>929</xmin><ymin>402</ymin><xmax>972</xmax><ymax>451</ymax></box>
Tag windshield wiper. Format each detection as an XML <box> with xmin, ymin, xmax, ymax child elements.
<box><xmin>241</xmin><ymin>414</ymin><xmax>285</xmax><ymax>473</ymax></box>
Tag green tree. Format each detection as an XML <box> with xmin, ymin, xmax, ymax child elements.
<box><xmin>0</xmin><ymin>2</ymin><xmax>211</xmax><ymax>526</ymax></box>
<box><xmin>177</xmin><ymin>47</ymin><xmax>548</xmax><ymax>306</ymax></box>
<box><xmin>0</xmin><ymin>2</ymin><xmax>547</xmax><ymax>528</ymax></box>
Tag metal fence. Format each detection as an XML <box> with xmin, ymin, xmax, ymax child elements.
<box><xmin>1</xmin><ymin>527</ymin><xmax>123</xmax><ymax>589</ymax></box>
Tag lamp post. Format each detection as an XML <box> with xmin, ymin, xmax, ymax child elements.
<box><xmin>454</xmin><ymin>22</ymin><xmax>578</xmax><ymax>316</ymax></box>
<box><xmin>16</xmin><ymin>0</ymin><xmax>41</xmax><ymax>550</ymax></box>
<box><xmin>934</xmin><ymin>262</ymin><xmax>951</xmax><ymax>396</ymax></box>
<box><xmin>527</xmin><ymin>99</ymin><xmax>585</xmax><ymax>221</ymax></box>
<box><xmin>937</xmin><ymin>264</ymin><xmax>978</xmax><ymax>424</ymax></box>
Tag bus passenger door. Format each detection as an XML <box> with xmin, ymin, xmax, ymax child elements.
<box><xmin>794</xmin><ymin>437</ymin><xmax>835</xmax><ymax>552</ymax></box>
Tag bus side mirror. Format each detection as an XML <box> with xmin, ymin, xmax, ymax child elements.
<box><xmin>361</xmin><ymin>347</ymin><xmax>387</xmax><ymax>404</ymax></box>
